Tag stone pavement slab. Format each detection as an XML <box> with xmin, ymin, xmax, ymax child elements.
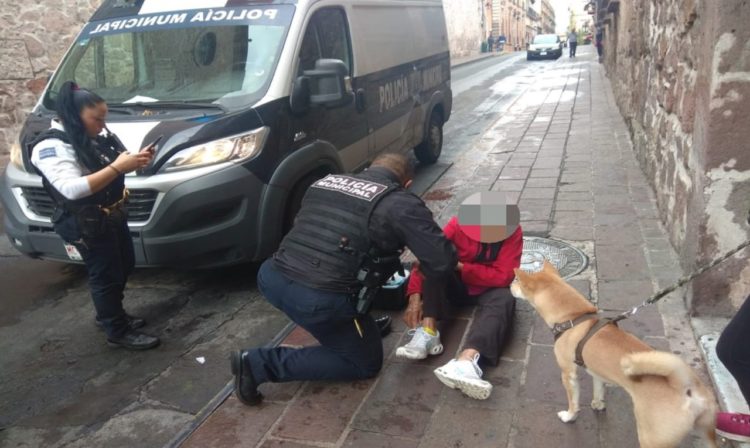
<box><xmin>179</xmin><ymin>48</ymin><xmax>727</xmax><ymax>448</ymax></box>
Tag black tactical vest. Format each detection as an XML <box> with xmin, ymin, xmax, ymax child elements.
<box><xmin>30</xmin><ymin>128</ymin><xmax>126</xmax><ymax>217</ymax></box>
<box><xmin>274</xmin><ymin>170</ymin><xmax>401</xmax><ymax>293</ymax></box>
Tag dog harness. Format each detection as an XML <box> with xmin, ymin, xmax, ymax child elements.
<box><xmin>552</xmin><ymin>313</ymin><xmax>618</xmax><ymax>367</ymax></box>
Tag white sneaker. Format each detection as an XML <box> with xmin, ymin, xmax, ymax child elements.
<box><xmin>395</xmin><ymin>327</ymin><xmax>444</xmax><ymax>360</ymax></box>
<box><xmin>434</xmin><ymin>354</ymin><xmax>493</xmax><ymax>400</ymax></box>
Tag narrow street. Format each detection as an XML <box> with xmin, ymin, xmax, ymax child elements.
<box><xmin>0</xmin><ymin>51</ymin><xmax>558</xmax><ymax>448</ymax></box>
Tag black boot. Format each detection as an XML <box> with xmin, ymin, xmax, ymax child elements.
<box><xmin>374</xmin><ymin>315</ymin><xmax>392</xmax><ymax>338</ymax></box>
<box><xmin>107</xmin><ymin>329</ymin><xmax>160</xmax><ymax>350</ymax></box>
<box><xmin>230</xmin><ymin>350</ymin><xmax>263</xmax><ymax>406</ymax></box>
<box><xmin>96</xmin><ymin>314</ymin><xmax>146</xmax><ymax>331</ymax></box>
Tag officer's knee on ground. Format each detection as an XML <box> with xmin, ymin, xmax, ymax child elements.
<box><xmin>356</xmin><ymin>353</ymin><xmax>384</xmax><ymax>379</ymax></box>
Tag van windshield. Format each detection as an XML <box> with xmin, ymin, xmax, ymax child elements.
<box><xmin>533</xmin><ymin>35</ymin><xmax>559</xmax><ymax>45</ymax></box>
<box><xmin>43</xmin><ymin>5</ymin><xmax>294</xmax><ymax>111</ymax></box>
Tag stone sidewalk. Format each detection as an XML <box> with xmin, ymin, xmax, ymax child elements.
<box><xmin>179</xmin><ymin>48</ymin><xmax>726</xmax><ymax>448</ymax></box>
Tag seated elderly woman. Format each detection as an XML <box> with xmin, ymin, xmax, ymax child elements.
<box><xmin>396</xmin><ymin>194</ymin><xmax>522</xmax><ymax>400</ymax></box>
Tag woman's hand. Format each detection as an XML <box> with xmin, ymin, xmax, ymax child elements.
<box><xmin>456</xmin><ymin>261</ymin><xmax>464</xmax><ymax>272</ymax></box>
<box><xmin>403</xmin><ymin>293</ymin><xmax>423</xmax><ymax>329</ymax></box>
<box><xmin>111</xmin><ymin>150</ymin><xmax>153</xmax><ymax>174</ymax></box>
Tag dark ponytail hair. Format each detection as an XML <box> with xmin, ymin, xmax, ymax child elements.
<box><xmin>56</xmin><ymin>81</ymin><xmax>105</xmax><ymax>146</ymax></box>
<box><xmin>56</xmin><ymin>81</ymin><xmax>107</xmax><ymax>168</ymax></box>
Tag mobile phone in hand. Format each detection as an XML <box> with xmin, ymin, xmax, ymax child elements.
<box><xmin>143</xmin><ymin>135</ymin><xmax>163</xmax><ymax>152</ymax></box>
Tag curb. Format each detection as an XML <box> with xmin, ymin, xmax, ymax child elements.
<box><xmin>164</xmin><ymin>321</ymin><xmax>298</xmax><ymax>448</ymax></box>
<box><xmin>451</xmin><ymin>51</ymin><xmax>513</xmax><ymax>69</ymax></box>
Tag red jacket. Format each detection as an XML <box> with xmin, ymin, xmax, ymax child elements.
<box><xmin>407</xmin><ymin>216</ymin><xmax>523</xmax><ymax>296</ymax></box>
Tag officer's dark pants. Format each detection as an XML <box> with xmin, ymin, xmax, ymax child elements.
<box><xmin>59</xmin><ymin>216</ymin><xmax>134</xmax><ymax>339</ymax></box>
<box><xmin>716</xmin><ymin>295</ymin><xmax>750</xmax><ymax>404</ymax></box>
<box><xmin>247</xmin><ymin>259</ymin><xmax>383</xmax><ymax>384</ymax></box>
<box><xmin>422</xmin><ymin>272</ymin><xmax>516</xmax><ymax>366</ymax></box>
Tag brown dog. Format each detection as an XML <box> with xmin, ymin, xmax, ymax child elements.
<box><xmin>510</xmin><ymin>261</ymin><xmax>718</xmax><ymax>448</ymax></box>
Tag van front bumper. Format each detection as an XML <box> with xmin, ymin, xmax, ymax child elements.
<box><xmin>1</xmin><ymin>163</ymin><xmax>266</xmax><ymax>268</ymax></box>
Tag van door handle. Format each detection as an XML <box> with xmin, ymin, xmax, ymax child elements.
<box><xmin>355</xmin><ymin>89</ymin><xmax>367</xmax><ymax>113</ymax></box>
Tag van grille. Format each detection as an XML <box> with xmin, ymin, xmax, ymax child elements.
<box><xmin>20</xmin><ymin>187</ymin><xmax>158</xmax><ymax>223</ymax></box>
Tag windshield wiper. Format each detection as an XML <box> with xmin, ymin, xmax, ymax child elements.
<box><xmin>109</xmin><ymin>101</ymin><xmax>227</xmax><ymax>112</ymax></box>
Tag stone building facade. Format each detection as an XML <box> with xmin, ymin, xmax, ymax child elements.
<box><xmin>0</xmin><ymin>1</ymin><xmax>100</xmax><ymax>156</ymax></box>
<box><xmin>540</xmin><ymin>0</ymin><xmax>555</xmax><ymax>34</ymax></box>
<box><xmin>497</xmin><ymin>0</ymin><xmax>528</xmax><ymax>51</ymax></box>
<box><xmin>596</xmin><ymin>0</ymin><xmax>750</xmax><ymax>315</ymax></box>
<box><xmin>443</xmin><ymin>0</ymin><xmax>486</xmax><ymax>59</ymax></box>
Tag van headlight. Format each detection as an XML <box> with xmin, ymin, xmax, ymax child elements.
<box><xmin>10</xmin><ymin>142</ymin><xmax>24</xmax><ymax>170</ymax></box>
<box><xmin>161</xmin><ymin>127</ymin><xmax>269</xmax><ymax>172</ymax></box>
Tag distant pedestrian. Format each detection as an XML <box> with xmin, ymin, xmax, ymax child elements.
<box><xmin>568</xmin><ymin>29</ymin><xmax>578</xmax><ymax>57</ymax></box>
<box><xmin>487</xmin><ymin>33</ymin><xmax>495</xmax><ymax>52</ymax></box>
<box><xmin>595</xmin><ymin>29</ymin><xmax>604</xmax><ymax>61</ymax></box>
<box><xmin>716</xmin><ymin>294</ymin><xmax>750</xmax><ymax>442</ymax></box>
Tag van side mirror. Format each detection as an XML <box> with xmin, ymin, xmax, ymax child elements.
<box><xmin>290</xmin><ymin>59</ymin><xmax>352</xmax><ymax>114</ymax></box>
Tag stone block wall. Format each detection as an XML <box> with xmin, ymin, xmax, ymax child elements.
<box><xmin>599</xmin><ymin>0</ymin><xmax>750</xmax><ymax>315</ymax></box>
<box><xmin>443</xmin><ymin>0</ymin><xmax>484</xmax><ymax>59</ymax></box>
<box><xmin>0</xmin><ymin>1</ymin><xmax>100</xmax><ymax>156</ymax></box>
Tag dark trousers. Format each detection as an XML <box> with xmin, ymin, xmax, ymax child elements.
<box><xmin>717</xmin><ymin>295</ymin><xmax>750</xmax><ymax>404</ymax></box>
<box><xmin>56</xmin><ymin>214</ymin><xmax>135</xmax><ymax>339</ymax></box>
<box><xmin>248</xmin><ymin>259</ymin><xmax>383</xmax><ymax>384</ymax></box>
<box><xmin>569</xmin><ymin>42</ymin><xmax>577</xmax><ymax>57</ymax></box>
<box><xmin>422</xmin><ymin>272</ymin><xmax>516</xmax><ymax>366</ymax></box>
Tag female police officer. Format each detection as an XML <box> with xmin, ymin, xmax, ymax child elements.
<box><xmin>30</xmin><ymin>81</ymin><xmax>160</xmax><ymax>350</ymax></box>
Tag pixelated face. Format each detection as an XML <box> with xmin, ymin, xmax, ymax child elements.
<box><xmin>458</xmin><ymin>192</ymin><xmax>520</xmax><ymax>243</ymax></box>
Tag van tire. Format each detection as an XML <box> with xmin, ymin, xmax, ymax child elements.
<box><xmin>283</xmin><ymin>172</ymin><xmax>325</xmax><ymax>233</ymax></box>
<box><xmin>415</xmin><ymin>109</ymin><xmax>443</xmax><ymax>165</ymax></box>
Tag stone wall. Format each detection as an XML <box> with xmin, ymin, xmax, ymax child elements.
<box><xmin>0</xmin><ymin>1</ymin><xmax>100</xmax><ymax>156</ymax></box>
<box><xmin>599</xmin><ymin>0</ymin><xmax>750</xmax><ymax>315</ymax></box>
<box><xmin>443</xmin><ymin>0</ymin><xmax>484</xmax><ymax>59</ymax></box>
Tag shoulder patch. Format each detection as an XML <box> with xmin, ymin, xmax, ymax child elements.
<box><xmin>38</xmin><ymin>147</ymin><xmax>57</xmax><ymax>160</ymax></box>
<box><xmin>311</xmin><ymin>175</ymin><xmax>390</xmax><ymax>202</ymax></box>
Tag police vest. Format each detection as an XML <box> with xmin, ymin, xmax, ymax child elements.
<box><xmin>274</xmin><ymin>171</ymin><xmax>401</xmax><ymax>293</ymax></box>
<box><xmin>30</xmin><ymin>129</ymin><xmax>126</xmax><ymax>216</ymax></box>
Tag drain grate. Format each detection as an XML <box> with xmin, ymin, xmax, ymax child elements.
<box><xmin>521</xmin><ymin>237</ymin><xmax>588</xmax><ymax>278</ymax></box>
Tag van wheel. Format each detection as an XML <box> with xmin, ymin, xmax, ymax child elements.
<box><xmin>283</xmin><ymin>172</ymin><xmax>325</xmax><ymax>234</ymax></box>
<box><xmin>415</xmin><ymin>110</ymin><xmax>443</xmax><ymax>165</ymax></box>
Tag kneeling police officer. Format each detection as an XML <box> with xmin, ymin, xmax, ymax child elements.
<box><xmin>30</xmin><ymin>81</ymin><xmax>160</xmax><ymax>350</ymax></box>
<box><xmin>231</xmin><ymin>153</ymin><xmax>458</xmax><ymax>405</ymax></box>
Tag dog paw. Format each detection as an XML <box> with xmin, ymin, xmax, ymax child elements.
<box><xmin>591</xmin><ymin>400</ymin><xmax>606</xmax><ymax>412</ymax></box>
<box><xmin>557</xmin><ymin>410</ymin><xmax>578</xmax><ymax>423</ymax></box>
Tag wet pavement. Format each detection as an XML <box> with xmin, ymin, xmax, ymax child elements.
<box><xmin>180</xmin><ymin>47</ymin><xmax>732</xmax><ymax>448</ymax></box>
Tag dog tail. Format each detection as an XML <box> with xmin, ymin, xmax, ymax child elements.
<box><xmin>621</xmin><ymin>351</ymin><xmax>694</xmax><ymax>392</ymax></box>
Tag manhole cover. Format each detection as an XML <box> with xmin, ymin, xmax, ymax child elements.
<box><xmin>521</xmin><ymin>237</ymin><xmax>588</xmax><ymax>278</ymax></box>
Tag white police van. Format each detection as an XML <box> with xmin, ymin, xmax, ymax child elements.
<box><xmin>1</xmin><ymin>0</ymin><xmax>452</xmax><ymax>268</ymax></box>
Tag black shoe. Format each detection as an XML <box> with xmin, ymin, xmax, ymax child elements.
<box><xmin>107</xmin><ymin>330</ymin><xmax>160</xmax><ymax>350</ymax></box>
<box><xmin>96</xmin><ymin>314</ymin><xmax>146</xmax><ymax>331</ymax></box>
<box><xmin>230</xmin><ymin>350</ymin><xmax>263</xmax><ymax>406</ymax></box>
<box><xmin>374</xmin><ymin>315</ymin><xmax>392</xmax><ymax>338</ymax></box>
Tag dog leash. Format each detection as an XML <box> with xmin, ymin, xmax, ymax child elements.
<box><xmin>610</xmin><ymin>239</ymin><xmax>750</xmax><ymax>323</ymax></box>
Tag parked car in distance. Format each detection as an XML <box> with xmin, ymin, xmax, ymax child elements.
<box><xmin>527</xmin><ymin>34</ymin><xmax>563</xmax><ymax>60</ymax></box>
